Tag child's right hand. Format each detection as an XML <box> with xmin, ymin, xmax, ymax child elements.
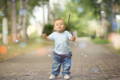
<box><xmin>41</xmin><ymin>33</ymin><xmax>47</xmax><ymax>39</ymax></box>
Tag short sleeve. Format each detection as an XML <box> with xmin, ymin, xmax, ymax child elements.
<box><xmin>48</xmin><ymin>32</ymin><xmax>55</xmax><ymax>40</ymax></box>
<box><xmin>65</xmin><ymin>31</ymin><xmax>72</xmax><ymax>40</ymax></box>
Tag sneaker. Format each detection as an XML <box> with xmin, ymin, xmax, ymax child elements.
<box><xmin>49</xmin><ymin>74</ymin><xmax>56</xmax><ymax>80</ymax></box>
<box><xmin>64</xmin><ymin>74</ymin><xmax>70</xmax><ymax>80</ymax></box>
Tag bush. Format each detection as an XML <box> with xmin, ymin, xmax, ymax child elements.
<box><xmin>43</xmin><ymin>24</ymin><xmax>53</xmax><ymax>35</ymax></box>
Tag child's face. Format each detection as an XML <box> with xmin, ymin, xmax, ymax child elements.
<box><xmin>54</xmin><ymin>20</ymin><xmax>65</xmax><ymax>32</ymax></box>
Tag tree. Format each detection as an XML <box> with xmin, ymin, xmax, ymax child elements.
<box><xmin>18</xmin><ymin>0</ymin><xmax>49</xmax><ymax>41</ymax></box>
<box><xmin>11</xmin><ymin>0</ymin><xmax>17</xmax><ymax>42</ymax></box>
<box><xmin>18</xmin><ymin>0</ymin><xmax>29</xmax><ymax>41</ymax></box>
<box><xmin>0</xmin><ymin>0</ymin><xmax>49</xmax><ymax>43</ymax></box>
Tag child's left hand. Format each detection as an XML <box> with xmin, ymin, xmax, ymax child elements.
<box><xmin>70</xmin><ymin>36</ymin><xmax>76</xmax><ymax>41</ymax></box>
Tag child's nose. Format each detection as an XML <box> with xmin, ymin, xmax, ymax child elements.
<box><xmin>58</xmin><ymin>26</ymin><xmax>61</xmax><ymax>28</ymax></box>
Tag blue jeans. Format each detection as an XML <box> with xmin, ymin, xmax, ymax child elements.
<box><xmin>51</xmin><ymin>52</ymin><xmax>72</xmax><ymax>76</ymax></box>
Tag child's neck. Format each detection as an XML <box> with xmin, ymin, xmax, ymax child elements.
<box><xmin>54</xmin><ymin>29</ymin><xmax>65</xmax><ymax>33</ymax></box>
<box><xmin>57</xmin><ymin>30</ymin><xmax>65</xmax><ymax>33</ymax></box>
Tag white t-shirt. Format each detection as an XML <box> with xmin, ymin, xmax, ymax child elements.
<box><xmin>48</xmin><ymin>31</ymin><xmax>72</xmax><ymax>55</ymax></box>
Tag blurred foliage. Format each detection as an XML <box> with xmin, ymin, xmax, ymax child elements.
<box><xmin>52</xmin><ymin>0</ymin><xmax>120</xmax><ymax>37</ymax></box>
<box><xmin>0</xmin><ymin>0</ymin><xmax>120</xmax><ymax>37</ymax></box>
<box><xmin>0</xmin><ymin>0</ymin><xmax>49</xmax><ymax>33</ymax></box>
<box><xmin>27</xmin><ymin>0</ymin><xmax>49</xmax><ymax>14</ymax></box>
<box><xmin>43</xmin><ymin>24</ymin><xmax>53</xmax><ymax>35</ymax></box>
<box><xmin>56</xmin><ymin>0</ymin><xmax>98</xmax><ymax>37</ymax></box>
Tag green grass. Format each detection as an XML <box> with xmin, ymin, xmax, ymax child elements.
<box><xmin>118</xmin><ymin>50</ymin><xmax>120</xmax><ymax>54</ymax></box>
<box><xmin>106</xmin><ymin>45</ymin><xmax>120</xmax><ymax>55</ymax></box>
<box><xmin>0</xmin><ymin>38</ymin><xmax>52</xmax><ymax>61</ymax></box>
<box><xmin>91</xmin><ymin>37</ymin><xmax>109</xmax><ymax>44</ymax></box>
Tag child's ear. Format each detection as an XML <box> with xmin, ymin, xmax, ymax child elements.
<box><xmin>64</xmin><ymin>23</ymin><xmax>67</xmax><ymax>29</ymax></box>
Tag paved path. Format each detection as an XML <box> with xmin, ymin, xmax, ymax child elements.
<box><xmin>0</xmin><ymin>38</ymin><xmax>120</xmax><ymax>80</ymax></box>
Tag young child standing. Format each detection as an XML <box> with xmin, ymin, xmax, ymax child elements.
<box><xmin>42</xmin><ymin>19</ymin><xmax>76</xmax><ymax>80</ymax></box>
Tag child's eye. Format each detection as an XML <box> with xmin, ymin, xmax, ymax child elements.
<box><xmin>56</xmin><ymin>23</ymin><xmax>64</xmax><ymax>26</ymax></box>
<box><xmin>60</xmin><ymin>24</ymin><xmax>64</xmax><ymax>26</ymax></box>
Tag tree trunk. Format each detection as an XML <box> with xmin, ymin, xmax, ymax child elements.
<box><xmin>2</xmin><ymin>17</ymin><xmax>8</xmax><ymax>44</ymax></box>
<box><xmin>19</xmin><ymin>0</ymin><xmax>29</xmax><ymax>41</ymax></box>
<box><xmin>11</xmin><ymin>0</ymin><xmax>17</xmax><ymax>42</ymax></box>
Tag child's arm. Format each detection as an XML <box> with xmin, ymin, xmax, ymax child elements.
<box><xmin>41</xmin><ymin>33</ymin><xmax>50</xmax><ymax>40</ymax></box>
<box><xmin>41</xmin><ymin>33</ymin><xmax>54</xmax><ymax>40</ymax></box>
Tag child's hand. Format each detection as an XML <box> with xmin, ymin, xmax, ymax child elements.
<box><xmin>70</xmin><ymin>36</ymin><xmax>76</xmax><ymax>41</ymax></box>
<box><xmin>41</xmin><ymin>33</ymin><xmax>48</xmax><ymax>39</ymax></box>
<box><xmin>70</xmin><ymin>31</ymin><xmax>77</xmax><ymax>41</ymax></box>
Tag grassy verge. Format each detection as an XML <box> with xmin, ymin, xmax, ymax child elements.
<box><xmin>92</xmin><ymin>38</ymin><xmax>120</xmax><ymax>55</ymax></box>
<box><xmin>104</xmin><ymin>44</ymin><xmax>120</xmax><ymax>55</ymax></box>
<box><xmin>0</xmin><ymin>38</ymin><xmax>52</xmax><ymax>61</ymax></box>
<box><xmin>91</xmin><ymin>37</ymin><xmax>109</xmax><ymax>44</ymax></box>
<box><xmin>117</xmin><ymin>50</ymin><xmax>120</xmax><ymax>54</ymax></box>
